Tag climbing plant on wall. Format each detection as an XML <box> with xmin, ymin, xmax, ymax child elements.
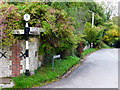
<box><xmin>11</xmin><ymin>2</ymin><xmax>80</xmax><ymax>55</ymax></box>
<box><xmin>0</xmin><ymin>3</ymin><xmax>21</xmax><ymax>47</ymax></box>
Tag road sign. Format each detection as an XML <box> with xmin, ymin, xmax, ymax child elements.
<box><xmin>13</xmin><ymin>27</ymin><xmax>45</xmax><ymax>35</ymax></box>
<box><xmin>52</xmin><ymin>55</ymin><xmax>61</xmax><ymax>71</ymax></box>
<box><xmin>53</xmin><ymin>55</ymin><xmax>60</xmax><ymax>59</ymax></box>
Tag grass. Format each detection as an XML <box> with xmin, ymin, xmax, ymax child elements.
<box><xmin>12</xmin><ymin>48</ymin><xmax>99</xmax><ymax>88</ymax></box>
<box><xmin>100</xmin><ymin>42</ymin><xmax>111</xmax><ymax>49</ymax></box>
<box><xmin>81</xmin><ymin>48</ymin><xmax>98</xmax><ymax>57</ymax></box>
<box><xmin>12</xmin><ymin>56</ymin><xmax>80</xmax><ymax>88</ymax></box>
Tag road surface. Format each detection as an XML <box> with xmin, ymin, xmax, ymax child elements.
<box><xmin>40</xmin><ymin>49</ymin><xmax>118</xmax><ymax>88</ymax></box>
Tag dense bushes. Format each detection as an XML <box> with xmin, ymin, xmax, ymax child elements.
<box><xmin>83</xmin><ymin>22</ymin><xmax>119</xmax><ymax>48</ymax></box>
<box><xmin>103</xmin><ymin>24</ymin><xmax>120</xmax><ymax>47</ymax></box>
<box><xmin>1</xmin><ymin>2</ymin><xmax>118</xmax><ymax>58</ymax></box>
<box><xmin>83</xmin><ymin>22</ymin><xmax>103</xmax><ymax>48</ymax></box>
<box><xmin>0</xmin><ymin>3</ymin><xmax>81</xmax><ymax>56</ymax></box>
<box><xmin>0</xmin><ymin>3</ymin><xmax>21</xmax><ymax>47</ymax></box>
<box><xmin>18</xmin><ymin>2</ymin><xmax>79</xmax><ymax>55</ymax></box>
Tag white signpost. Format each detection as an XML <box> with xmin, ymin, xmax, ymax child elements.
<box><xmin>53</xmin><ymin>55</ymin><xmax>60</xmax><ymax>59</ymax></box>
<box><xmin>13</xmin><ymin>27</ymin><xmax>44</xmax><ymax>35</ymax></box>
<box><xmin>13</xmin><ymin>14</ymin><xmax>45</xmax><ymax>76</ymax></box>
<box><xmin>52</xmin><ymin>55</ymin><xmax>61</xmax><ymax>71</ymax></box>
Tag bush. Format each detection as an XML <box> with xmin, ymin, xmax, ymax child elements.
<box><xmin>14</xmin><ymin>2</ymin><xmax>79</xmax><ymax>56</ymax></box>
<box><xmin>99</xmin><ymin>42</ymin><xmax>111</xmax><ymax>48</ymax></box>
<box><xmin>83</xmin><ymin>22</ymin><xmax>103</xmax><ymax>48</ymax></box>
<box><xmin>0</xmin><ymin>3</ymin><xmax>21</xmax><ymax>47</ymax></box>
<box><xmin>103</xmin><ymin>24</ymin><xmax>120</xmax><ymax>46</ymax></box>
<box><xmin>0</xmin><ymin>2</ymin><xmax>81</xmax><ymax>57</ymax></box>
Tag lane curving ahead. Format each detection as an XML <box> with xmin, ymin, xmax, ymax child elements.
<box><xmin>40</xmin><ymin>49</ymin><xmax>118</xmax><ymax>88</ymax></box>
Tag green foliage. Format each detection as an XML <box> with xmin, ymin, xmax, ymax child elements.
<box><xmin>79</xmin><ymin>2</ymin><xmax>107</xmax><ymax>26</ymax></box>
<box><xmin>2</xmin><ymin>2</ymin><xmax>108</xmax><ymax>53</ymax></box>
<box><xmin>0</xmin><ymin>3</ymin><xmax>21</xmax><ymax>47</ymax></box>
<box><xmin>13</xmin><ymin>56</ymin><xmax>80</xmax><ymax>88</ymax></box>
<box><xmin>81</xmin><ymin>48</ymin><xmax>98</xmax><ymax>56</ymax></box>
<box><xmin>82</xmin><ymin>48</ymin><xmax>97</xmax><ymax>56</ymax></box>
<box><xmin>110</xmin><ymin>16</ymin><xmax>119</xmax><ymax>26</ymax></box>
<box><xmin>48</xmin><ymin>2</ymin><xmax>107</xmax><ymax>33</ymax></box>
<box><xmin>1</xmin><ymin>2</ymin><xmax>80</xmax><ymax>55</ymax></box>
<box><xmin>103</xmin><ymin>24</ymin><xmax>119</xmax><ymax>46</ymax></box>
<box><xmin>15</xmin><ymin>2</ymin><xmax>78</xmax><ymax>55</ymax></box>
<box><xmin>99</xmin><ymin>42</ymin><xmax>111</xmax><ymax>49</ymax></box>
<box><xmin>83</xmin><ymin>22</ymin><xmax>104</xmax><ymax>47</ymax></box>
<box><xmin>47</xmin><ymin>2</ymin><xmax>107</xmax><ymax>49</ymax></box>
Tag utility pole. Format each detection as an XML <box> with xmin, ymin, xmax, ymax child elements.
<box><xmin>88</xmin><ymin>10</ymin><xmax>95</xmax><ymax>28</ymax></box>
<box><xmin>91</xmin><ymin>12</ymin><xmax>95</xmax><ymax>48</ymax></box>
<box><xmin>92</xmin><ymin>12</ymin><xmax>94</xmax><ymax>28</ymax></box>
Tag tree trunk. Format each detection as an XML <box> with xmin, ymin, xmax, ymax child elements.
<box><xmin>76</xmin><ymin>42</ymin><xmax>83</xmax><ymax>57</ymax></box>
<box><xmin>93</xmin><ymin>42</ymin><xmax>95</xmax><ymax>48</ymax></box>
<box><xmin>90</xmin><ymin>43</ymin><xmax>92</xmax><ymax>48</ymax></box>
<box><xmin>60</xmin><ymin>49</ymin><xmax>72</xmax><ymax>59</ymax></box>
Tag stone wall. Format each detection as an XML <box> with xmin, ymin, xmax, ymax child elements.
<box><xmin>0</xmin><ymin>37</ymin><xmax>42</xmax><ymax>77</ymax></box>
<box><xmin>0</xmin><ymin>48</ymin><xmax>12</xmax><ymax>77</ymax></box>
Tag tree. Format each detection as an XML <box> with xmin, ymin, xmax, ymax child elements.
<box><xmin>83</xmin><ymin>22</ymin><xmax>103</xmax><ymax>48</ymax></box>
<box><xmin>110</xmin><ymin>16</ymin><xmax>119</xmax><ymax>26</ymax></box>
<box><xmin>14</xmin><ymin>2</ymin><xmax>79</xmax><ymax>56</ymax></box>
<box><xmin>48</xmin><ymin>2</ymin><xmax>107</xmax><ymax>32</ymax></box>
<box><xmin>103</xmin><ymin>24</ymin><xmax>120</xmax><ymax>47</ymax></box>
<box><xmin>100</xmin><ymin>1</ymin><xmax>117</xmax><ymax>21</ymax></box>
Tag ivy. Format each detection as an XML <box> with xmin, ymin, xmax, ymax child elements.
<box><xmin>0</xmin><ymin>3</ymin><xmax>21</xmax><ymax>47</ymax></box>
<box><xmin>2</xmin><ymin>2</ymin><xmax>79</xmax><ymax>55</ymax></box>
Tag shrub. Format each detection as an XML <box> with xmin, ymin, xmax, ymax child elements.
<box><xmin>103</xmin><ymin>28</ymin><xmax>119</xmax><ymax>46</ymax></box>
<box><xmin>83</xmin><ymin>22</ymin><xmax>103</xmax><ymax>48</ymax></box>
<box><xmin>16</xmin><ymin>2</ymin><xmax>79</xmax><ymax>55</ymax></box>
<box><xmin>0</xmin><ymin>3</ymin><xmax>21</xmax><ymax>47</ymax></box>
<box><xmin>0</xmin><ymin>2</ymin><xmax>80</xmax><ymax>55</ymax></box>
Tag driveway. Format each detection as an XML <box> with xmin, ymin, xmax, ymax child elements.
<box><xmin>40</xmin><ymin>49</ymin><xmax>118</xmax><ymax>88</ymax></box>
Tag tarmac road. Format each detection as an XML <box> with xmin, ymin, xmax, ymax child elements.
<box><xmin>40</xmin><ymin>49</ymin><xmax>118</xmax><ymax>88</ymax></box>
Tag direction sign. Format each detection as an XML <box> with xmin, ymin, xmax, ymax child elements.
<box><xmin>13</xmin><ymin>27</ymin><xmax>45</xmax><ymax>35</ymax></box>
<box><xmin>53</xmin><ymin>55</ymin><xmax>60</xmax><ymax>59</ymax></box>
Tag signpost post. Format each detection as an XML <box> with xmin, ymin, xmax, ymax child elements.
<box><xmin>52</xmin><ymin>55</ymin><xmax>60</xmax><ymax>71</ymax></box>
<box><xmin>13</xmin><ymin>14</ymin><xmax>45</xmax><ymax>76</ymax></box>
<box><xmin>24</xmin><ymin>14</ymin><xmax>31</xmax><ymax>76</ymax></box>
<box><xmin>0</xmin><ymin>13</ymin><xmax>45</xmax><ymax>76</ymax></box>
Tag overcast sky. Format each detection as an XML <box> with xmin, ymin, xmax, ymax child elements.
<box><xmin>94</xmin><ymin>0</ymin><xmax>119</xmax><ymax>17</ymax></box>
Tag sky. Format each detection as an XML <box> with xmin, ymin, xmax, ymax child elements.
<box><xmin>94</xmin><ymin>0</ymin><xmax>120</xmax><ymax>17</ymax></box>
<box><xmin>95</xmin><ymin>0</ymin><xmax>119</xmax><ymax>2</ymax></box>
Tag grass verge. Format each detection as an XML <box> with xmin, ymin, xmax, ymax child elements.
<box><xmin>12</xmin><ymin>48</ymin><xmax>98</xmax><ymax>88</ymax></box>
<box><xmin>100</xmin><ymin>42</ymin><xmax>111</xmax><ymax>49</ymax></box>
<box><xmin>81</xmin><ymin>48</ymin><xmax>98</xmax><ymax>57</ymax></box>
<box><xmin>12</xmin><ymin>56</ymin><xmax>80</xmax><ymax>88</ymax></box>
